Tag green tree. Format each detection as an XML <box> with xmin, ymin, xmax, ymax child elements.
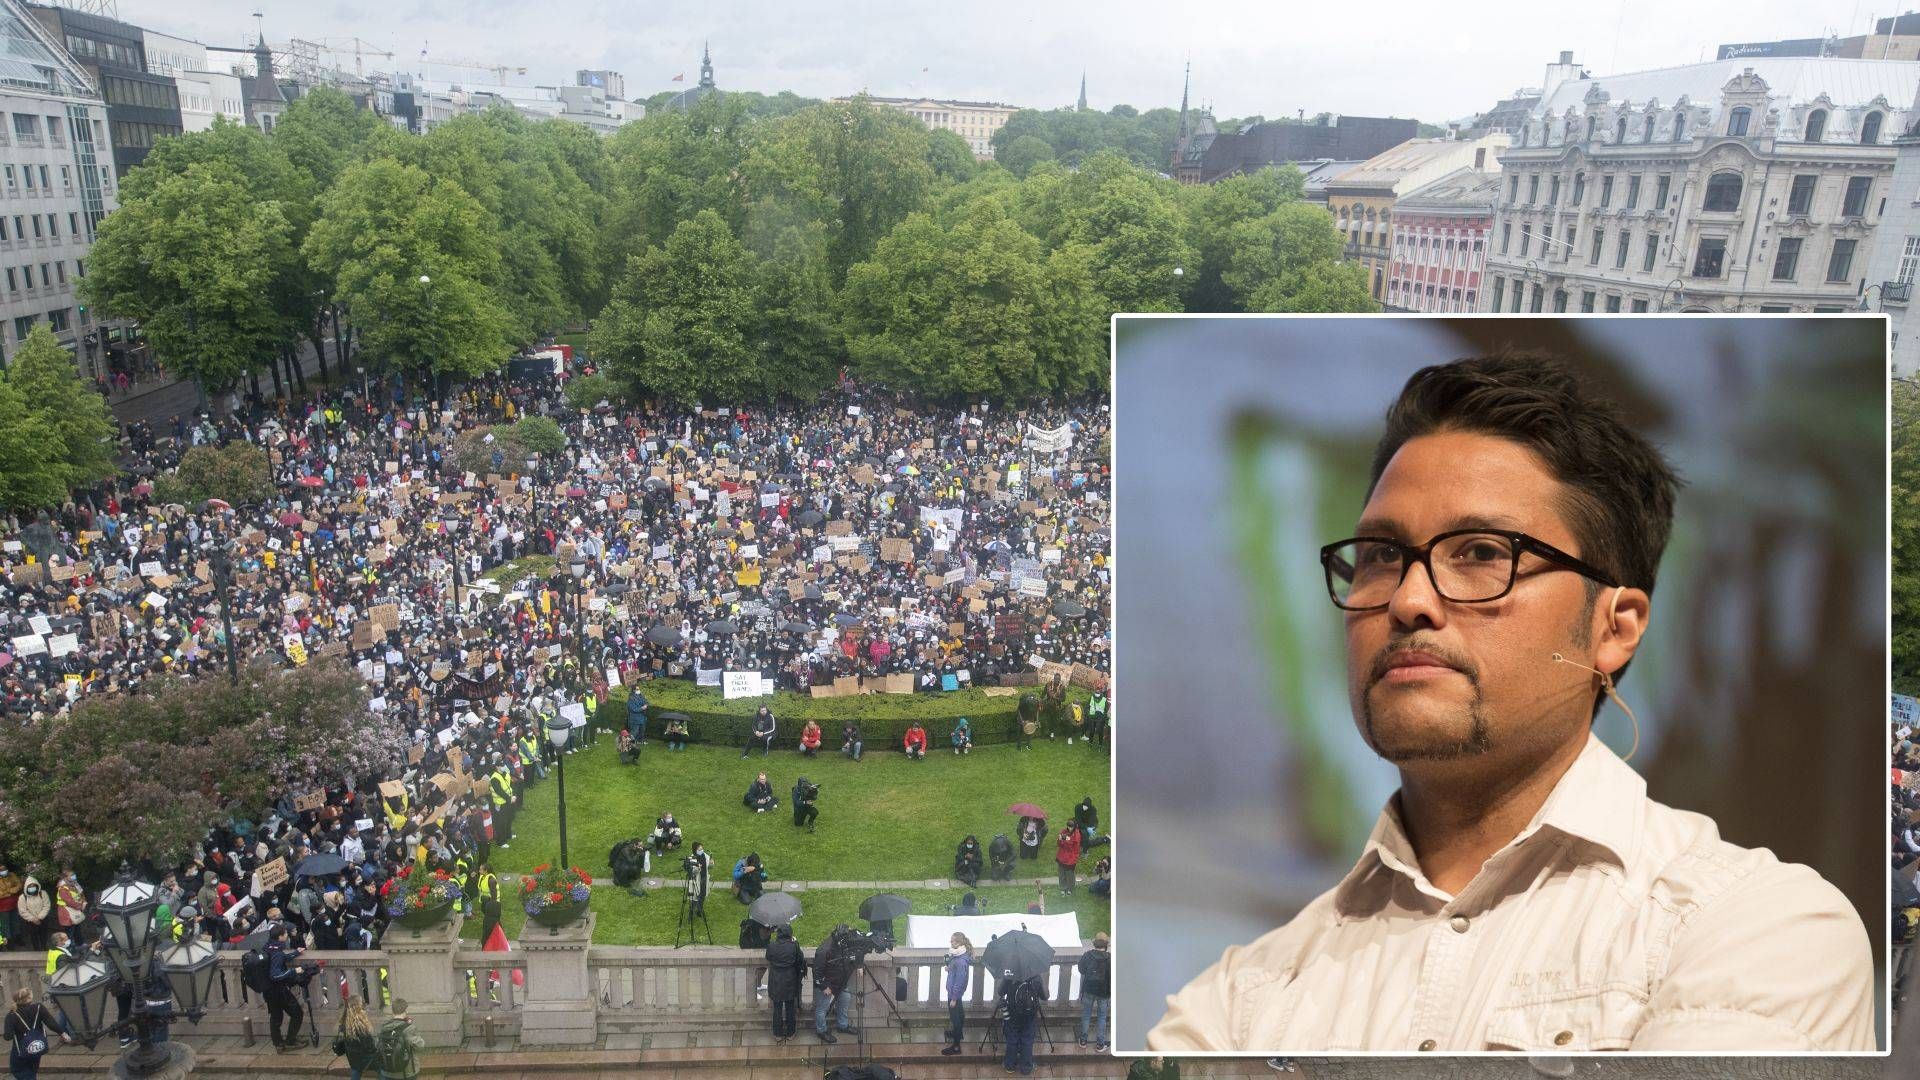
<box><xmin>513</xmin><ymin>415</ymin><xmax>567</xmax><ymax>455</ymax></box>
<box><xmin>563</xmin><ymin>372</ymin><xmax>624</xmax><ymax>412</ymax></box>
<box><xmin>5</xmin><ymin>325</ymin><xmax>117</xmax><ymax>492</ymax></box>
<box><xmin>1183</xmin><ymin>166</ymin><xmax>1308</xmax><ymax>311</ymax></box>
<box><xmin>1017</xmin><ymin>152</ymin><xmax>1190</xmax><ymax>314</ymax></box>
<box><xmin>927</xmin><ymin>128</ymin><xmax>978</xmax><ymax>183</ymax></box>
<box><xmin>1895</xmin><ymin>379</ymin><xmax>1920</xmax><ymax>691</ymax></box>
<box><xmin>1222</xmin><ymin>201</ymin><xmax>1375</xmax><ymax>312</ymax></box>
<box><xmin>1000</xmin><ymin>134</ymin><xmax>1056</xmax><ymax>179</ymax></box>
<box><xmin>0</xmin><ymin>379</ymin><xmax>66</xmax><ymax>513</ymax></box>
<box><xmin>602</xmin><ymin>94</ymin><xmax>758</xmax><ymax>268</ymax></box>
<box><xmin>304</xmin><ymin>158</ymin><xmax>514</xmax><ymax>384</ymax></box>
<box><xmin>1247</xmin><ymin>258</ymin><xmax>1377</xmax><ymax>312</ymax></box>
<box><xmin>839</xmin><ymin>202</ymin><xmax>1103</xmax><ymax>399</ymax></box>
<box><xmin>152</xmin><ymin>443</ymin><xmax>272</xmax><ymax>506</ymax></box>
<box><xmin>80</xmin><ymin>159</ymin><xmax>295</xmax><ymax>392</ymax></box>
<box><xmin>591</xmin><ymin>210</ymin><xmax>760</xmax><ymax>405</ymax></box>
<box><xmin>749</xmin><ymin>222</ymin><xmax>840</xmax><ymax>400</ymax></box>
<box><xmin>268</xmin><ymin>86</ymin><xmax>388</xmax><ymax>191</ymax></box>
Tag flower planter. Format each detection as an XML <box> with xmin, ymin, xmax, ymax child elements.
<box><xmin>394</xmin><ymin>898</ymin><xmax>456</xmax><ymax>931</ymax></box>
<box><xmin>528</xmin><ymin>898</ymin><xmax>588</xmax><ymax>930</ymax></box>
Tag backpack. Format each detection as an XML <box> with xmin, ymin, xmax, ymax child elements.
<box><xmin>376</xmin><ymin>1019</ymin><xmax>418</xmax><ymax>1077</ymax></box>
<box><xmin>241</xmin><ymin>949</ymin><xmax>272</xmax><ymax>994</ymax></box>
<box><xmin>1079</xmin><ymin>949</ymin><xmax>1111</xmax><ymax>996</ymax></box>
<box><xmin>1008</xmin><ymin>976</ymin><xmax>1044</xmax><ymax>1023</ymax></box>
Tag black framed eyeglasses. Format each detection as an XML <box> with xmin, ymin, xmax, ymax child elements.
<box><xmin>1319</xmin><ymin>528</ymin><xmax>1619</xmax><ymax>611</ymax></box>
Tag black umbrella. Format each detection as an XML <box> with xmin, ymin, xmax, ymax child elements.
<box><xmin>1052</xmin><ymin>599</ymin><xmax>1087</xmax><ymax>618</ymax></box>
<box><xmin>642</xmin><ymin>477</ymin><xmax>669</xmax><ymax>491</ymax></box>
<box><xmin>832</xmin><ymin>613</ymin><xmax>862</xmax><ymax>628</ymax></box>
<box><xmin>604</xmin><ymin>582</ymin><xmax>630</xmax><ymax>596</ymax></box>
<box><xmin>1900</xmin><ymin>871</ymin><xmax>1920</xmax><ymax>909</ymax></box>
<box><xmin>239</xmin><ymin>923</ymin><xmax>273</xmax><ymax>952</ymax></box>
<box><xmin>982</xmin><ymin>929</ymin><xmax>1054</xmax><ymax>984</ymax></box>
<box><xmin>795</xmin><ymin>510</ymin><xmax>825</xmax><ymax>527</ymax></box>
<box><xmin>857</xmin><ymin>893</ymin><xmax>911</xmax><ymax>922</ymax></box>
<box><xmin>803</xmin><ymin>584</ymin><xmax>823</xmax><ymax>601</ymax></box>
<box><xmin>714</xmin><ymin>526</ymin><xmax>737</xmax><ymax>538</ymax></box>
<box><xmin>761</xmin><ymin>481</ymin><xmax>784</xmax><ymax>494</ymax></box>
<box><xmin>776</xmin><ymin>619</ymin><xmax>812</xmax><ymax>633</ymax></box>
<box><xmin>749</xmin><ymin>891</ymin><xmax>803</xmax><ymax>928</ymax></box>
<box><xmin>706</xmin><ymin>619</ymin><xmax>738</xmax><ymax>635</ymax></box>
<box><xmin>644</xmin><ymin>625</ymin><xmax>683</xmax><ymax>647</ymax></box>
<box><xmin>295</xmin><ymin>853</ymin><xmax>347</xmax><ymax>879</ymax></box>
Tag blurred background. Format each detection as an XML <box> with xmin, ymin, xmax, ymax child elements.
<box><xmin>1111</xmin><ymin>315</ymin><xmax>1887</xmax><ymax>1051</ymax></box>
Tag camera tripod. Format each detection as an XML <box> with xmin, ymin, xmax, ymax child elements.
<box><xmin>976</xmin><ymin>984</ymin><xmax>1056</xmax><ymax>1058</ymax></box>
<box><xmin>673</xmin><ymin>869</ymin><xmax>712</xmax><ymax>949</ymax></box>
<box><xmin>801</xmin><ymin>956</ymin><xmax>911</xmax><ymax>1068</ymax></box>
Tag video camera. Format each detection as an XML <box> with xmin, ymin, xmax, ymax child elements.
<box><xmin>835</xmin><ymin>925</ymin><xmax>889</xmax><ymax>961</ymax></box>
<box><xmin>796</xmin><ymin>779</ymin><xmax>820</xmax><ymax>802</ymax></box>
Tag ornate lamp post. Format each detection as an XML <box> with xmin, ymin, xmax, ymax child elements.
<box><xmin>545</xmin><ymin>710</ymin><xmax>573</xmax><ymax>870</ymax></box>
<box><xmin>207</xmin><ymin>540</ymin><xmax>241</xmax><ymax>686</ymax></box>
<box><xmin>49</xmin><ymin>864</ymin><xmax>220</xmax><ymax>1078</ymax></box>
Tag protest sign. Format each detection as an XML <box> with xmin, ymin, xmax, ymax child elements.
<box><xmin>724</xmin><ymin>671</ymin><xmax>765</xmax><ymax>699</ymax></box>
<box><xmin>256</xmin><ymin>857</ymin><xmax>288</xmax><ymax>890</ymax></box>
<box><xmin>294</xmin><ymin>790</ymin><xmax>327</xmax><ymax>813</ymax></box>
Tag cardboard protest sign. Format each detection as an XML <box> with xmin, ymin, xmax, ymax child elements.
<box><xmin>833</xmin><ymin>675</ymin><xmax>862</xmax><ymax>697</ymax></box>
<box><xmin>810</xmin><ymin>683</ymin><xmax>838</xmax><ymax>698</ymax></box>
<box><xmin>406</xmin><ymin>745</ymin><xmax>425</xmax><ymax>765</ymax></box>
<box><xmin>368</xmin><ymin>604</ymin><xmax>401</xmax><ymax>631</ymax></box>
<box><xmin>826</xmin><ymin>520</ymin><xmax>853</xmax><ymax>537</ymax></box>
<box><xmin>378</xmin><ymin>779</ymin><xmax>406</xmax><ymax>800</ymax></box>
<box><xmin>881</xmin><ymin>673</ymin><xmax>915</xmax><ymax>695</ymax></box>
<box><xmin>255</xmin><ymin>857</ymin><xmax>289</xmax><ymax>891</ymax></box>
<box><xmin>880</xmin><ymin>538</ymin><xmax>913</xmax><ymax>563</ymax></box>
<box><xmin>294</xmin><ymin>790</ymin><xmax>327</xmax><ymax>813</ymax></box>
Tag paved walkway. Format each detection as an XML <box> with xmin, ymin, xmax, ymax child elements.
<box><xmin>599</xmin><ymin>874</ymin><xmax>1061</xmax><ymax>893</ymax></box>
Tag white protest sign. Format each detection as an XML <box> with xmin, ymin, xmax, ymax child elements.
<box><xmin>723</xmin><ymin>670</ymin><xmax>765</xmax><ymax>699</ymax></box>
<box><xmin>1897</xmin><ymin>693</ymin><xmax>1919</xmax><ymax>728</ymax></box>
<box><xmin>28</xmin><ymin>615</ymin><xmax>52</xmax><ymax>636</ymax></box>
<box><xmin>47</xmin><ymin>633</ymin><xmax>78</xmax><ymax>658</ymax></box>
<box><xmin>740</xmin><ymin>544</ymin><xmax>760</xmax><ymax>559</ymax></box>
<box><xmin>813</xmin><ymin>544</ymin><xmax>832</xmax><ymax>563</ymax></box>
<box><xmin>561</xmin><ymin>702</ymin><xmax>588</xmax><ymax>728</ymax></box>
<box><xmin>760</xmin><ymin>493</ymin><xmax>779</xmax><ymax>508</ymax></box>
<box><xmin>138</xmin><ymin>560</ymin><xmax>165</xmax><ymax>578</ymax></box>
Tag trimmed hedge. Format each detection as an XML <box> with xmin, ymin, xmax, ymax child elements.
<box><xmin>604</xmin><ymin>679</ymin><xmax>1096</xmax><ymax>751</ymax></box>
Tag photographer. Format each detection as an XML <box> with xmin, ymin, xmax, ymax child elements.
<box><xmin>811</xmin><ymin>924</ymin><xmax>860</xmax><ymax>1043</ymax></box>
<box><xmin>765</xmin><ymin>925</ymin><xmax>806</xmax><ymax>1042</ymax></box>
<box><xmin>732</xmin><ymin>853</ymin><xmax>768</xmax><ymax>903</ymax></box>
<box><xmin>684</xmin><ymin>843</ymin><xmax>713</xmax><ymax>916</ymax></box>
<box><xmin>650</xmin><ymin>812</ymin><xmax>683</xmax><ymax>853</ymax></box>
<box><xmin>1056</xmin><ymin>824</ymin><xmax>1082</xmax><ymax>895</ymax></box>
<box><xmin>742</xmin><ymin>772</ymin><xmax>779</xmax><ymax>814</ymax></box>
<box><xmin>743</xmin><ymin>706</ymin><xmax>776</xmax><ymax>758</ymax></box>
<box><xmin>950</xmin><ymin>717</ymin><xmax>973</xmax><ymax>755</ymax></box>
<box><xmin>262</xmin><ymin>925</ymin><xmax>311</xmax><ymax>1052</ymax></box>
<box><xmin>1019</xmin><ymin>815</ymin><xmax>1046</xmax><ymax>861</ymax></box>
<box><xmin>792</xmin><ymin>778</ymin><xmax>819</xmax><ymax>831</ymax></box>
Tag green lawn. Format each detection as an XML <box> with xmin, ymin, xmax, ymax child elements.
<box><xmin>460</xmin><ymin>882</ymin><xmax>1109</xmax><ymax>949</ymax></box>
<box><xmin>555</xmin><ymin>333</ymin><xmax>592</xmax><ymax>359</ymax></box>
<box><xmin>484</xmin><ymin>737</ymin><xmax>1110</xmax><ymax>941</ymax></box>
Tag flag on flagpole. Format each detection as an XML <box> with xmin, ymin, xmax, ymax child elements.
<box><xmin>671</xmin><ymin>73</ymin><xmax>685</xmax><ymax>82</ymax></box>
<box><xmin>484</xmin><ymin>921</ymin><xmax>524</xmax><ymax>987</ymax></box>
<box><xmin>420</xmin><ymin>42</ymin><xmax>428</xmax><ymax>59</ymax></box>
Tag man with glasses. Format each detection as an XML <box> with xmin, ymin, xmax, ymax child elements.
<box><xmin>1148</xmin><ymin>353</ymin><xmax>1872</xmax><ymax>1052</ymax></box>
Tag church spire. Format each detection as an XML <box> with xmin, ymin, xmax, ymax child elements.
<box><xmin>1176</xmin><ymin>60</ymin><xmax>1190</xmax><ymax>138</ymax></box>
<box><xmin>699</xmin><ymin>41</ymin><xmax>714</xmax><ymax>88</ymax></box>
<box><xmin>1077</xmin><ymin>71</ymin><xmax>1087</xmax><ymax>111</ymax></box>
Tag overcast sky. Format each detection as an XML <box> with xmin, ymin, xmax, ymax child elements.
<box><xmin>131</xmin><ymin>1</ymin><xmax>1889</xmax><ymax>123</ymax></box>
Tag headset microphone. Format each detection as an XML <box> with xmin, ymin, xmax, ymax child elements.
<box><xmin>1550</xmin><ymin>652</ymin><xmax>1639</xmax><ymax>763</ymax></box>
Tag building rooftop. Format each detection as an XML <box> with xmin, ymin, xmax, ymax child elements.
<box><xmin>1328</xmin><ymin>138</ymin><xmax>1477</xmax><ymax>188</ymax></box>
<box><xmin>1533</xmin><ymin>56</ymin><xmax>1920</xmax><ymax>117</ymax></box>
<box><xmin>857</xmin><ymin>95</ymin><xmax>1016</xmax><ymax>109</ymax></box>
<box><xmin>1393</xmin><ymin>166</ymin><xmax>1506</xmax><ymax>211</ymax></box>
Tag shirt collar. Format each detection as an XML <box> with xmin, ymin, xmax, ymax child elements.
<box><xmin>1332</xmin><ymin>733</ymin><xmax>1645</xmax><ymax>917</ymax></box>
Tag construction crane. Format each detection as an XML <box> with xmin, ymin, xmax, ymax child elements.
<box><xmin>427</xmin><ymin>57</ymin><xmax>529</xmax><ymax>85</ymax></box>
<box><xmin>315</xmin><ymin>37</ymin><xmax>395</xmax><ymax>77</ymax></box>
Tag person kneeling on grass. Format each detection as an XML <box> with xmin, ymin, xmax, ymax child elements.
<box><xmin>664</xmin><ymin>714</ymin><xmax>690</xmax><ymax>751</ymax></box>
<box><xmin>954</xmin><ymin>835</ymin><xmax>983</xmax><ymax>887</ymax></box>
<box><xmin>743</xmin><ymin>773</ymin><xmax>779</xmax><ymax>814</ymax></box>
<box><xmin>732</xmin><ymin>853</ymin><xmax>768</xmax><ymax>903</ymax></box>
<box><xmin>950</xmin><ymin>717</ymin><xmax>973</xmax><ymax>754</ymax></box>
<box><xmin>903</xmin><ymin>721</ymin><xmax>929</xmax><ymax>760</ymax></box>
<box><xmin>799</xmin><ymin>720</ymin><xmax>822</xmax><ymax>757</ymax></box>
<box><xmin>841</xmin><ymin>721</ymin><xmax>864</xmax><ymax>761</ymax></box>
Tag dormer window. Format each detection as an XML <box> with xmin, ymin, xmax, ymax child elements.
<box><xmin>1727</xmin><ymin>107</ymin><xmax>1750</xmax><ymax>137</ymax></box>
<box><xmin>1805</xmin><ymin>108</ymin><xmax>1828</xmax><ymax>142</ymax></box>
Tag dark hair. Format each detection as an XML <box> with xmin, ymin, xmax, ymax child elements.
<box><xmin>1367</xmin><ymin>352</ymin><xmax>1680</xmax><ymax>686</ymax></box>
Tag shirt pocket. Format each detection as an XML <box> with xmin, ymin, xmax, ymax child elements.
<box><xmin>1230</xmin><ymin>967</ymin><xmax>1307</xmax><ymax>1048</ymax></box>
<box><xmin>1483</xmin><ymin>985</ymin><xmax>1647</xmax><ymax>1051</ymax></box>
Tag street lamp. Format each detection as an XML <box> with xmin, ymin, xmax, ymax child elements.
<box><xmin>207</xmin><ymin>541</ymin><xmax>241</xmax><ymax>686</ymax></box>
<box><xmin>49</xmin><ymin>864</ymin><xmax>219</xmax><ymax>1077</ymax></box>
<box><xmin>1660</xmin><ymin>276</ymin><xmax>1688</xmax><ymax>313</ymax></box>
<box><xmin>545</xmin><ymin>710</ymin><xmax>573</xmax><ymax>872</ymax></box>
<box><xmin>1861</xmin><ymin>283</ymin><xmax>1885</xmax><ymax>312</ymax></box>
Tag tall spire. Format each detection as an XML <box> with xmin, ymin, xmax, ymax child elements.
<box><xmin>1077</xmin><ymin>71</ymin><xmax>1087</xmax><ymax>112</ymax></box>
<box><xmin>1176</xmin><ymin>60</ymin><xmax>1190</xmax><ymax>138</ymax></box>
<box><xmin>699</xmin><ymin>41</ymin><xmax>714</xmax><ymax>88</ymax></box>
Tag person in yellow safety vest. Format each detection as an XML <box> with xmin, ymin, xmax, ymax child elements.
<box><xmin>581</xmin><ymin>692</ymin><xmax>598</xmax><ymax>748</ymax></box>
<box><xmin>44</xmin><ymin>931</ymin><xmax>73</xmax><ymax>975</ymax></box>
<box><xmin>490</xmin><ymin>759</ymin><xmax>517</xmax><ymax>849</ymax></box>
<box><xmin>519</xmin><ymin>729</ymin><xmax>545</xmax><ymax>780</ymax></box>
<box><xmin>476</xmin><ymin>866</ymin><xmax>501</xmax><ymax>945</ymax></box>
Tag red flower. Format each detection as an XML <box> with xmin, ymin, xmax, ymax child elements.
<box><xmin>533</xmin><ymin>863</ymin><xmax>551</xmax><ymax>874</ymax></box>
<box><xmin>578</xmin><ymin>872</ymin><xmax>593</xmax><ymax>885</ymax></box>
<box><xmin>548</xmin><ymin>891</ymin><xmax>564</xmax><ymax>903</ymax></box>
<box><xmin>433</xmin><ymin>868</ymin><xmax>450</xmax><ymax>880</ymax></box>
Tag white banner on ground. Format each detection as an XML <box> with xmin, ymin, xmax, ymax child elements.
<box><xmin>1024</xmin><ymin>423</ymin><xmax>1074</xmax><ymax>454</ymax></box>
<box><xmin>904</xmin><ymin>912</ymin><xmax>1084</xmax><ymax>1001</ymax></box>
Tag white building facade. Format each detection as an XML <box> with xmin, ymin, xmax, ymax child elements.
<box><xmin>847</xmin><ymin>96</ymin><xmax>1018</xmax><ymax>159</ymax></box>
<box><xmin>0</xmin><ymin>0</ymin><xmax>118</xmax><ymax>375</ymax></box>
<box><xmin>1482</xmin><ymin>58</ymin><xmax>1920</xmax><ymax>314</ymax></box>
<box><xmin>1861</xmin><ymin>83</ymin><xmax>1920</xmax><ymax>375</ymax></box>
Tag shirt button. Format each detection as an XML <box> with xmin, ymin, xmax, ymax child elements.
<box><xmin>1449</xmin><ymin>915</ymin><xmax>1470</xmax><ymax>933</ymax></box>
<box><xmin>1554</xmin><ymin>1030</ymin><xmax>1574</xmax><ymax>1046</ymax></box>
<box><xmin>1417</xmin><ymin>1039</ymin><xmax>1437</xmax><ymax>1051</ymax></box>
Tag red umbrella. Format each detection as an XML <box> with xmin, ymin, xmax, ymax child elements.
<box><xmin>1007</xmin><ymin>802</ymin><xmax>1047</xmax><ymax>819</ymax></box>
<box><xmin>296</xmin><ymin>476</ymin><xmax>325</xmax><ymax>488</ymax></box>
<box><xmin>278</xmin><ymin>511</ymin><xmax>303</xmax><ymax>527</ymax></box>
<box><xmin>131</xmin><ymin>482</ymin><xmax>152</xmax><ymax>496</ymax></box>
<box><xmin>395</xmin><ymin>419</ymin><xmax>414</xmax><ymax>431</ymax></box>
<box><xmin>566</xmin><ymin>486</ymin><xmax>587</xmax><ymax>498</ymax></box>
<box><xmin>205</xmin><ymin>498</ymin><xmax>232</xmax><ymax>511</ymax></box>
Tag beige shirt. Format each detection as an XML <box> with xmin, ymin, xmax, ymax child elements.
<box><xmin>1148</xmin><ymin>734</ymin><xmax>1875</xmax><ymax>1052</ymax></box>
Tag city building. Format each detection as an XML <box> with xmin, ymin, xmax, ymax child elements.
<box><xmin>1717</xmin><ymin>39</ymin><xmax>1834</xmax><ymax>61</ymax></box>
<box><xmin>0</xmin><ymin>0</ymin><xmax>122</xmax><ymax>375</ymax></box>
<box><xmin>1384</xmin><ymin>165</ymin><xmax>1504</xmax><ymax>312</ymax></box>
<box><xmin>237</xmin><ymin>32</ymin><xmax>289</xmax><ymax>133</ymax></box>
<box><xmin>663</xmin><ymin>43</ymin><xmax>719</xmax><ymax>111</ymax></box>
<box><xmin>461</xmin><ymin>80</ymin><xmax>642</xmax><ymax>134</ymax></box>
<box><xmin>851</xmin><ymin>95</ymin><xmax>1017</xmax><ymax>159</ymax></box>
<box><xmin>1299</xmin><ymin>158</ymin><xmax>1366</xmax><ymax>205</ymax></box>
<box><xmin>1481</xmin><ymin>57</ymin><xmax>1920</xmax><ymax>315</ymax></box>
<box><xmin>27</xmin><ymin>3</ymin><xmax>181</xmax><ymax>176</ymax></box>
<box><xmin>1717</xmin><ymin>13</ymin><xmax>1920</xmax><ymax>62</ymax></box>
<box><xmin>577</xmin><ymin>69</ymin><xmax>624</xmax><ymax>100</ymax></box>
<box><xmin>141</xmin><ymin>30</ymin><xmax>242</xmax><ymax>132</ymax></box>
<box><xmin>1462</xmin><ymin>52</ymin><xmax>1588</xmax><ymax>138</ymax></box>
<box><xmin>1323</xmin><ymin>133</ymin><xmax>1509</xmax><ymax>302</ymax></box>
<box><xmin>1862</xmin><ymin>81</ymin><xmax>1920</xmax><ymax>374</ymax></box>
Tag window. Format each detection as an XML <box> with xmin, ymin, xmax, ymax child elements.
<box><xmin>1827</xmin><ymin>238</ymin><xmax>1856</xmax><ymax>282</ymax></box>
<box><xmin>1692</xmin><ymin>237</ymin><xmax>1727</xmax><ymax>278</ymax></box>
<box><xmin>1501</xmin><ymin>222</ymin><xmax>1512</xmax><ymax>254</ymax></box>
<box><xmin>1786</xmin><ymin>174</ymin><xmax>1816</xmax><ymax>215</ymax></box>
<box><xmin>1581</xmin><ymin>290</ymin><xmax>1596</xmax><ymax>312</ymax></box>
<box><xmin>1510</xmin><ymin>285</ymin><xmax>1523</xmax><ymax>313</ymax></box>
<box><xmin>1586</xmin><ymin>116</ymin><xmax>1597</xmax><ymax>140</ymax></box>
<box><xmin>6</xmin><ymin>268</ymin><xmax>15</xmax><ymax>292</ymax></box>
<box><xmin>1842</xmin><ymin>176</ymin><xmax>1872</xmax><ymax>218</ymax></box>
<box><xmin>1590</xmin><ymin>229</ymin><xmax>1604</xmax><ymax>264</ymax></box>
<box><xmin>66</xmin><ymin>213</ymin><xmax>76</xmax><ymax>236</ymax></box>
<box><xmin>1549</xmin><ymin>176</ymin><xmax>1560</xmax><ymax>205</ymax></box>
<box><xmin>30</xmin><ymin>216</ymin><xmax>40</xmax><ymax>239</ymax></box>
<box><xmin>1625</xmin><ymin>175</ymin><xmax>1641</xmax><ymax>209</ymax></box>
<box><xmin>1508</xmin><ymin>175</ymin><xmax>1519</xmax><ymax>202</ymax></box>
<box><xmin>74</xmin><ymin>259</ymin><xmax>84</xmax><ymax>278</ymax></box>
<box><xmin>1520</xmin><ymin>223</ymin><xmax>1532</xmax><ymax>256</ymax></box>
<box><xmin>1805</xmin><ymin>109</ymin><xmax>1827</xmax><ymax>142</ymax></box>
<box><xmin>1863</xmin><ymin>111</ymin><xmax>1884</xmax><ymax>144</ymax></box>
<box><xmin>1553</xmin><ymin>289</ymin><xmax>1568</xmax><ymax>312</ymax></box>
<box><xmin>47</xmin><ymin>307</ymin><xmax>66</xmax><ymax>332</ymax></box>
<box><xmin>59</xmin><ymin>166</ymin><xmax>68</xmax><ymax>188</ymax></box>
<box><xmin>1571</xmin><ymin>172</ymin><xmax>1585</xmax><ymax>205</ymax></box>
<box><xmin>53</xmin><ymin>261</ymin><xmax>62</xmax><ymax>284</ymax></box>
<box><xmin>1527</xmin><ymin>175</ymin><xmax>1539</xmax><ymax>204</ymax></box>
<box><xmin>1529</xmin><ymin>284</ymin><xmax>1544</xmax><ymax>312</ymax></box>
<box><xmin>21</xmin><ymin>166</ymin><xmax>31</xmax><ymax>190</ymax></box>
<box><xmin>12</xmin><ymin>315</ymin><xmax>29</xmax><ymax>341</ymax></box>
<box><xmin>1616</xmin><ymin>117</ymin><xmax>1627</xmax><ymax>143</ymax></box>
<box><xmin>38</xmin><ymin>166</ymin><xmax>48</xmax><ymax>190</ymax></box>
<box><xmin>21</xmin><ymin>264</ymin><xmax>31</xmax><ymax>289</ymax></box>
<box><xmin>1566</xmin><ymin>226</ymin><xmax>1577</xmax><ymax>258</ymax></box>
<box><xmin>1542</xmin><ymin>226</ymin><xmax>1553</xmax><ymax>256</ymax></box>
<box><xmin>1673</xmin><ymin>113</ymin><xmax>1686</xmax><ymax>141</ymax></box>
<box><xmin>41</xmin><ymin>264</ymin><xmax>50</xmax><ymax>288</ymax></box>
<box><xmin>1644</xmin><ymin>233</ymin><xmax>1660</xmax><ymax>272</ymax></box>
<box><xmin>1900</xmin><ymin>236</ymin><xmax>1920</xmax><ymax>284</ymax></box>
<box><xmin>1599</xmin><ymin>175</ymin><xmax>1614</xmax><ymax>207</ymax></box>
<box><xmin>1630</xmin><ymin>299</ymin><xmax>1649</xmax><ymax>312</ymax></box>
<box><xmin>1644</xmin><ymin>115</ymin><xmax>1655</xmax><ymax>141</ymax></box>
<box><xmin>2</xmin><ymin>165</ymin><xmax>12</xmax><ymax>189</ymax></box>
<box><xmin>1702</xmin><ymin>171</ymin><xmax>1743</xmax><ymax>212</ymax></box>
<box><xmin>10</xmin><ymin>114</ymin><xmax>35</xmax><ymax>140</ymax></box>
<box><xmin>1490</xmin><ymin>276</ymin><xmax>1505</xmax><ymax>311</ymax></box>
<box><xmin>1615</xmin><ymin>229</ymin><xmax>1631</xmax><ymax>269</ymax></box>
<box><xmin>1606</xmin><ymin>295</ymin><xmax>1622</xmax><ymax>312</ymax></box>
<box><xmin>1728</xmin><ymin>107</ymin><xmax>1750</xmax><ymax>137</ymax></box>
<box><xmin>1654</xmin><ymin>174</ymin><xmax>1670</xmax><ymax>210</ymax></box>
<box><xmin>1773</xmin><ymin>237</ymin><xmax>1802</xmax><ymax>280</ymax></box>
<box><xmin>45</xmin><ymin>215</ymin><xmax>55</xmax><ymax>239</ymax></box>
